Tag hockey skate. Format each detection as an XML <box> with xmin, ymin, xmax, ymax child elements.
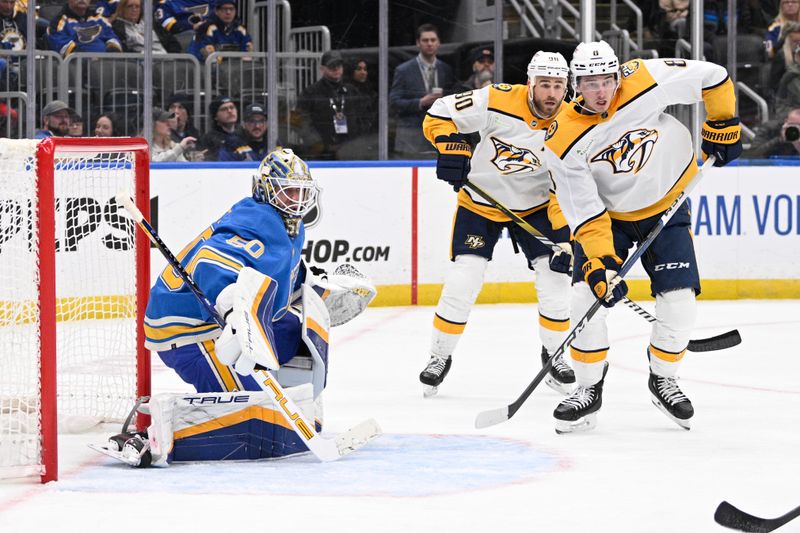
<box><xmin>541</xmin><ymin>347</ymin><xmax>576</xmax><ymax>395</ymax></box>
<box><xmin>419</xmin><ymin>354</ymin><xmax>452</xmax><ymax>397</ymax></box>
<box><xmin>553</xmin><ymin>362</ymin><xmax>609</xmax><ymax>434</ymax></box>
<box><xmin>649</xmin><ymin>373</ymin><xmax>694</xmax><ymax>430</ymax></box>
<box><xmin>89</xmin><ymin>431</ymin><xmax>152</xmax><ymax>467</ymax></box>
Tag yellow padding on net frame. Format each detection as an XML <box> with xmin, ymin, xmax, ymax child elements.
<box><xmin>0</xmin><ymin>294</ymin><xmax>137</xmax><ymax>327</ymax></box>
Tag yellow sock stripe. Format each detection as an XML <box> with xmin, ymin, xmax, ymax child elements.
<box><xmin>570</xmin><ymin>346</ymin><xmax>609</xmax><ymax>364</ymax></box>
<box><xmin>433</xmin><ymin>313</ymin><xmax>466</xmax><ymax>335</ymax></box>
<box><xmin>538</xmin><ymin>313</ymin><xmax>570</xmax><ymax>332</ymax></box>
<box><xmin>649</xmin><ymin>344</ymin><xmax>686</xmax><ymax>363</ymax></box>
<box><xmin>203</xmin><ymin>340</ymin><xmax>239</xmax><ymax>392</ymax></box>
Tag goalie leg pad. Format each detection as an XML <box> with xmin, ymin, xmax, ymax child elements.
<box><xmin>650</xmin><ymin>288</ymin><xmax>696</xmax><ymax>377</ymax></box>
<box><xmin>146</xmin><ymin>385</ymin><xmax>320</xmax><ymax>465</ymax></box>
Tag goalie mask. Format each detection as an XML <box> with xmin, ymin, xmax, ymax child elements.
<box><xmin>526</xmin><ymin>51</ymin><xmax>569</xmax><ymax>119</ymax></box>
<box><xmin>253</xmin><ymin>148</ymin><xmax>319</xmax><ymax>236</ymax></box>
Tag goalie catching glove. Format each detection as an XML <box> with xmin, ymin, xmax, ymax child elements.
<box><xmin>701</xmin><ymin>117</ymin><xmax>742</xmax><ymax>167</ymax></box>
<box><xmin>582</xmin><ymin>255</ymin><xmax>628</xmax><ymax>308</ymax></box>
<box><xmin>434</xmin><ymin>133</ymin><xmax>472</xmax><ymax>191</ymax></box>
<box><xmin>214</xmin><ymin>267</ymin><xmax>282</xmax><ymax>375</ymax></box>
<box><xmin>308</xmin><ymin>263</ymin><xmax>377</xmax><ymax>327</ymax></box>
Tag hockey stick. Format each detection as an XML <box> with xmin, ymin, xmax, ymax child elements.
<box><xmin>464</xmin><ymin>181</ymin><xmax>740</xmax><ymax>353</ymax></box>
<box><xmin>714</xmin><ymin>501</ymin><xmax>800</xmax><ymax>532</ymax></box>
<box><xmin>116</xmin><ymin>192</ymin><xmax>381</xmax><ymax>462</ymax></box>
<box><xmin>474</xmin><ymin>156</ymin><xmax>716</xmax><ymax>429</ymax></box>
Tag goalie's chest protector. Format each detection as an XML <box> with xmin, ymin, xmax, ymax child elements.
<box><xmin>144</xmin><ymin>198</ymin><xmax>304</xmax><ymax>350</ymax></box>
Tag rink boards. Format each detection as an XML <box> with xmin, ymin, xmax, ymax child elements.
<box><xmin>150</xmin><ymin>161</ymin><xmax>800</xmax><ymax>305</ymax></box>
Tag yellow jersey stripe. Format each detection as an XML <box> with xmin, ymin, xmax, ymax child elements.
<box><xmin>702</xmin><ymin>76</ymin><xmax>736</xmax><ymax>121</ymax></box>
<box><xmin>144</xmin><ymin>322</ymin><xmax>219</xmax><ymax>342</ymax></box>
<box><xmin>573</xmin><ymin>209</ymin><xmax>615</xmax><ymax>259</ymax></box>
<box><xmin>433</xmin><ymin>313</ymin><xmax>466</xmax><ymax>335</ymax></box>
<box><xmin>422</xmin><ymin>114</ymin><xmax>458</xmax><ymax>146</ymax></box>
<box><xmin>457</xmin><ymin>189</ymin><xmax>548</xmax><ymax>222</ymax></box>
<box><xmin>649</xmin><ymin>344</ymin><xmax>686</xmax><ymax>363</ymax></box>
<box><xmin>570</xmin><ymin>346</ymin><xmax>609</xmax><ymax>363</ymax></box>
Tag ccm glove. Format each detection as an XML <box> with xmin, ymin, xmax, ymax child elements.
<box><xmin>701</xmin><ymin>117</ymin><xmax>742</xmax><ymax>167</ymax></box>
<box><xmin>549</xmin><ymin>242</ymin><xmax>573</xmax><ymax>275</ymax></box>
<box><xmin>582</xmin><ymin>255</ymin><xmax>628</xmax><ymax>308</ymax></box>
<box><xmin>434</xmin><ymin>133</ymin><xmax>472</xmax><ymax>191</ymax></box>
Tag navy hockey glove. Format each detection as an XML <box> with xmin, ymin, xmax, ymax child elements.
<box><xmin>549</xmin><ymin>242</ymin><xmax>573</xmax><ymax>275</ymax></box>
<box><xmin>582</xmin><ymin>255</ymin><xmax>628</xmax><ymax>308</ymax></box>
<box><xmin>701</xmin><ymin>117</ymin><xmax>742</xmax><ymax>167</ymax></box>
<box><xmin>434</xmin><ymin>133</ymin><xmax>472</xmax><ymax>191</ymax></box>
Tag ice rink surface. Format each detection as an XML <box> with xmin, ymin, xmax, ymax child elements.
<box><xmin>2</xmin><ymin>300</ymin><xmax>799</xmax><ymax>533</ymax></box>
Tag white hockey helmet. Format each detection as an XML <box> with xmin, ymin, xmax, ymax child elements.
<box><xmin>527</xmin><ymin>51</ymin><xmax>569</xmax><ymax>82</ymax></box>
<box><xmin>253</xmin><ymin>148</ymin><xmax>319</xmax><ymax>234</ymax></box>
<box><xmin>569</xmin><ymin>40</ymin><xmax>620</xmax><ymax>89</ymax></box>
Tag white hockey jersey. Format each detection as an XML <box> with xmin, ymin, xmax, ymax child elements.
<box><xmin>424</xmin><ymin>83</ymin><xmax>566</xmax><ymax>227</ymax></box>
<box><xmin>544</xmin><ymin>58</ymin><xmax>735</xmax><ymax>259</ymax></box>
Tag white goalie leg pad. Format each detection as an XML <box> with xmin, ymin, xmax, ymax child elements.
<box><xmin>431</xmin><ymin>254</ymin><xmax>488</xmax><ymax>357</ymax></box>
<box><xmin>531</xmin><ymin>255</ymin><xmax>571</xmax><ymax>354</ymax></box>
<box><xmin>650</xmin><ymin>288</ymin><xmax>696</xmax><ymax>377</ymax></box>
<box><xmin>273</xmin><ymin>283</ymin><xmax>330</xmax><ymax>399</ymax></box>
<box><xmin>309</xmin><ymin>264</ymin><xmax>377</xmax><ymax>327</ymax></box>
<box><xmin>570</xmin><ymin>282</ymin><xmax>610</xmax><ymax>386</ymax></box>
<box><xmin>147</xmin><ymin>385</ymin><xmax>319</xmax><ymax>465</ymax></box>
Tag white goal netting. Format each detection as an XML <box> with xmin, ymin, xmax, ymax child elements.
<box><xmin>0</xmin><ymin>139</ymin><xmax>145</xmax><ymax>479</ymax></box>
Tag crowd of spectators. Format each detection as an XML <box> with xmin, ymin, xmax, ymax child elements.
<box><xmin>4</xmin><ymin>1</ymin><xmax>800</xmax><ymax>159</ymax></box>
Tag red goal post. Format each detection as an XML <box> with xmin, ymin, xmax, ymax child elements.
<box><xmin>0</xmin><ymin>137</ymin><xmax>151</xmax><ymax>483</ymax></box>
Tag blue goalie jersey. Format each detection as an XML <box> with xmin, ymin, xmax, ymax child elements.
<box><xmin>144</xmin><ymin>197</ymin><xmax>305</xmax><ymax>351</ymax></box>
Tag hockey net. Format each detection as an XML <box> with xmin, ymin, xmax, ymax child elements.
<box><xmin>0</xmin><ymin>138</ymin><xmax>150</xmax><ymax>483</ymax></box>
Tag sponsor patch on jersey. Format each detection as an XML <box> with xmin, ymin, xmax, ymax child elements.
<box><xmin>464</xmin><ymin>235</ymin><xmax>485</xmax><ymax>249</ymax></box>
<box><xmin>545</xmin><ymin>121</ymin><xmax>558</xmax><ymax>140</ymax></box>
<box><xmin>490</xmin><ymin>137</ymin><xmax>542</xmax><ymax>174</ymax></box>
<box><xmin>621</xmin><ymin>60</ymin><xmax>641</xmax><ymax>78</ymax></box>
<box><xmin>492</xmin><ymin>83</ymin><xmax>513</xmax><ymax>92</ymax></box>
<box><xmin>590</xmin><ymin>128</ymin><xmax>659</xmax><ymax>174</ymax></box>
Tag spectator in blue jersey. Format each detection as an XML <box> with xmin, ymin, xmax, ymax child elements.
<box><xmin>34</xmin><ymin>100</ymin><xmax>72</xmax><ymax>139</ymax></box>
<box><xmin>187</xmin><ymin>0</ymin><xmax>252</xmax><ymax>62</ymax></box>
<box><xmin>219</xmin><ymin>103</ymin><xmax>271</xmax><ymax>161</ymax></box>
<box><xmin>197</xmin><ymin>94</ymin><xmax>240</xmax><ymax>161</ymax></box>
<box><xmin>47</xmin><ymin>0</ymin><xmax>122</xmax><ymax>57</ymax></box>
<box><xmin>0</xmin><ymin>0</ymin><xmax>30</xmax><ymax>50</ymax></box>
<box><xmin>111</xmin><ymin>0</ymin><xmax>181</xmax><ymax>53</ymax></box>
<box><xmin>94</xmin><ymin>0</ymin><xmax>119</xmax><ymax>18</ymax></box>
<box><xmin>155</xmin><ymin>0</ymin><xmax>210</xmax><ymax>34</ymax></box>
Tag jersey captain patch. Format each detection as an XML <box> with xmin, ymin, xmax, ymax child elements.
<box><xmin>590</xmin><ymin>128</ymin><xmax>659</xmax><ymax>174</ymax></box>
<box><xmin>490</xmin><ymin>137</ymin><xmax>542</xmax><ymax>174</ymax></box>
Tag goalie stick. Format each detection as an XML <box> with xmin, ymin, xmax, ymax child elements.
<box><xmin>715</xmin><ymin>501</ymin><xmax>800</xmax><ymax>532</ymax></box>
<box><xmin>116</xmin><ymin>192</ymin><xmax>381</xmax><ymax>462</ymax></box>
<box><xmin>464</xmin><ymin>181</ymin><xmax>741</xmax><ymax>353</ymax></box>
<box><xmin>474</xmin><ymin>157</ymin><xmax>716</xmax><ymax>429</ymax></box>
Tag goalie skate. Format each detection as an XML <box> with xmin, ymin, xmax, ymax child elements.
<box><xmin>649</xmin><ymin>373</ymin><xmax>693</xmax><ymax>430</ymax></box>
<box><xmin>419</xmin><ymin>354</ymin><xmax>452</xmax><ymax>398</ymax></box>
<box><xmin>89</xmin><ymin>432</ymin><xmax>152</xmax><ymax>468</ymax></box>
<box><xmin>541</xmin><ymin>347</ymin><xmax>576</xmax><ymax>395</ymax></box>
<box><xmin>553</xmin><ymin>362</ymin><xmax>609</xmax><ymax>434</ymax></box>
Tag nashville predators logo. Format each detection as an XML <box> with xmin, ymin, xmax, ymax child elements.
<box><xmin>464</xmin><ymin>235</ymin><xmax>485</xmax><ymax>249</ymax></box>
<box><xmin>590</xmin><ymin>128</ymin><xmax>659</xmax><ymax>174</ymax></box>
<box><xmin>490</xmin><ymin>137</ymin><xmax>541</xmax><ymax>174</ymax></box>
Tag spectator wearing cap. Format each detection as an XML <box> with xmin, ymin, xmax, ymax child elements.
<box><xmin>155</xmin><ymin>0</ymin><xmax>210</xmax><ymax>35</ymax></box>
<box><xmin>111</xmin><ymin>0</ymin><xmax>181</xmax><ymax>53</ymax></box>
<box><xmin>294</xmin><ymin>50</ymin><xmax>370</xmax><ymax>160</ymax></box>
<box><xmin>167</xmin><ymin>95</ymin><xmax>201</xmax><ymax>143</ymax></box>
<box><xmin>219</xmin><ymin>103</ymin><xmax>271</xmax><ymax>161</ymax></box>
<box><xmin>47</xmin><ymin>0</ymin><xmax>122</xmax><ymax>57</ymax></box>
<box><xmin>453</xmin><ymin>47</ymin><xmax>495</xmax><ymax>93</ymax></box>
<box><xmin>197</xmin><ymin>95</ymin><xmax>239</xmax><ymax>160</ymax></box>
<box><xmin>187</xmin><ymin>0</ymin><xmax>253</xmax><ymax>62</ymax></box>
<box><xmin>35</xmin><ymin>100</ymin><xmax>72</xmax><ymax>139</ymax></box>
<box><xmin>389</xmin><ymin>23</ymin><xmax>454</xmax><ymax>157</ymax></box>
<box><xmin>151</xmin><ymin>107</ymin><xmax>197</xmax><ymax>162</ymax></box>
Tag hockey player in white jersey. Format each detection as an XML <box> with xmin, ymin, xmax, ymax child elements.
<box><xmin>544</xmin><ymin>41</ymin><xmax>741</xmax><ymax>433</ymax></box>
<box><xmin>418</xmin><ymin>51</ymin><xmax>575</xmax><ymax>397</ymax></box>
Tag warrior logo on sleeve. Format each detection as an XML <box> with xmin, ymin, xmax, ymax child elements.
<box><xmin>590</xmin><ymin>128</ymin><xmax>659</xmax><ymax>174</ymax></box>
<box><xmin>490</xmin><ymin>137</ymin><xmax>542</xmax><ymax>174</ymax></box>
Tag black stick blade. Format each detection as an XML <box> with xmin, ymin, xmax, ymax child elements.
<box><xmin>714</xmin><ymin>501</ymin><xmax>771</xmax><ymax>532</ymax></box>
<box><xmin>688</xmin><ymin>329</ymin><xmax>742</xmax><ymax>352</ymax></box>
